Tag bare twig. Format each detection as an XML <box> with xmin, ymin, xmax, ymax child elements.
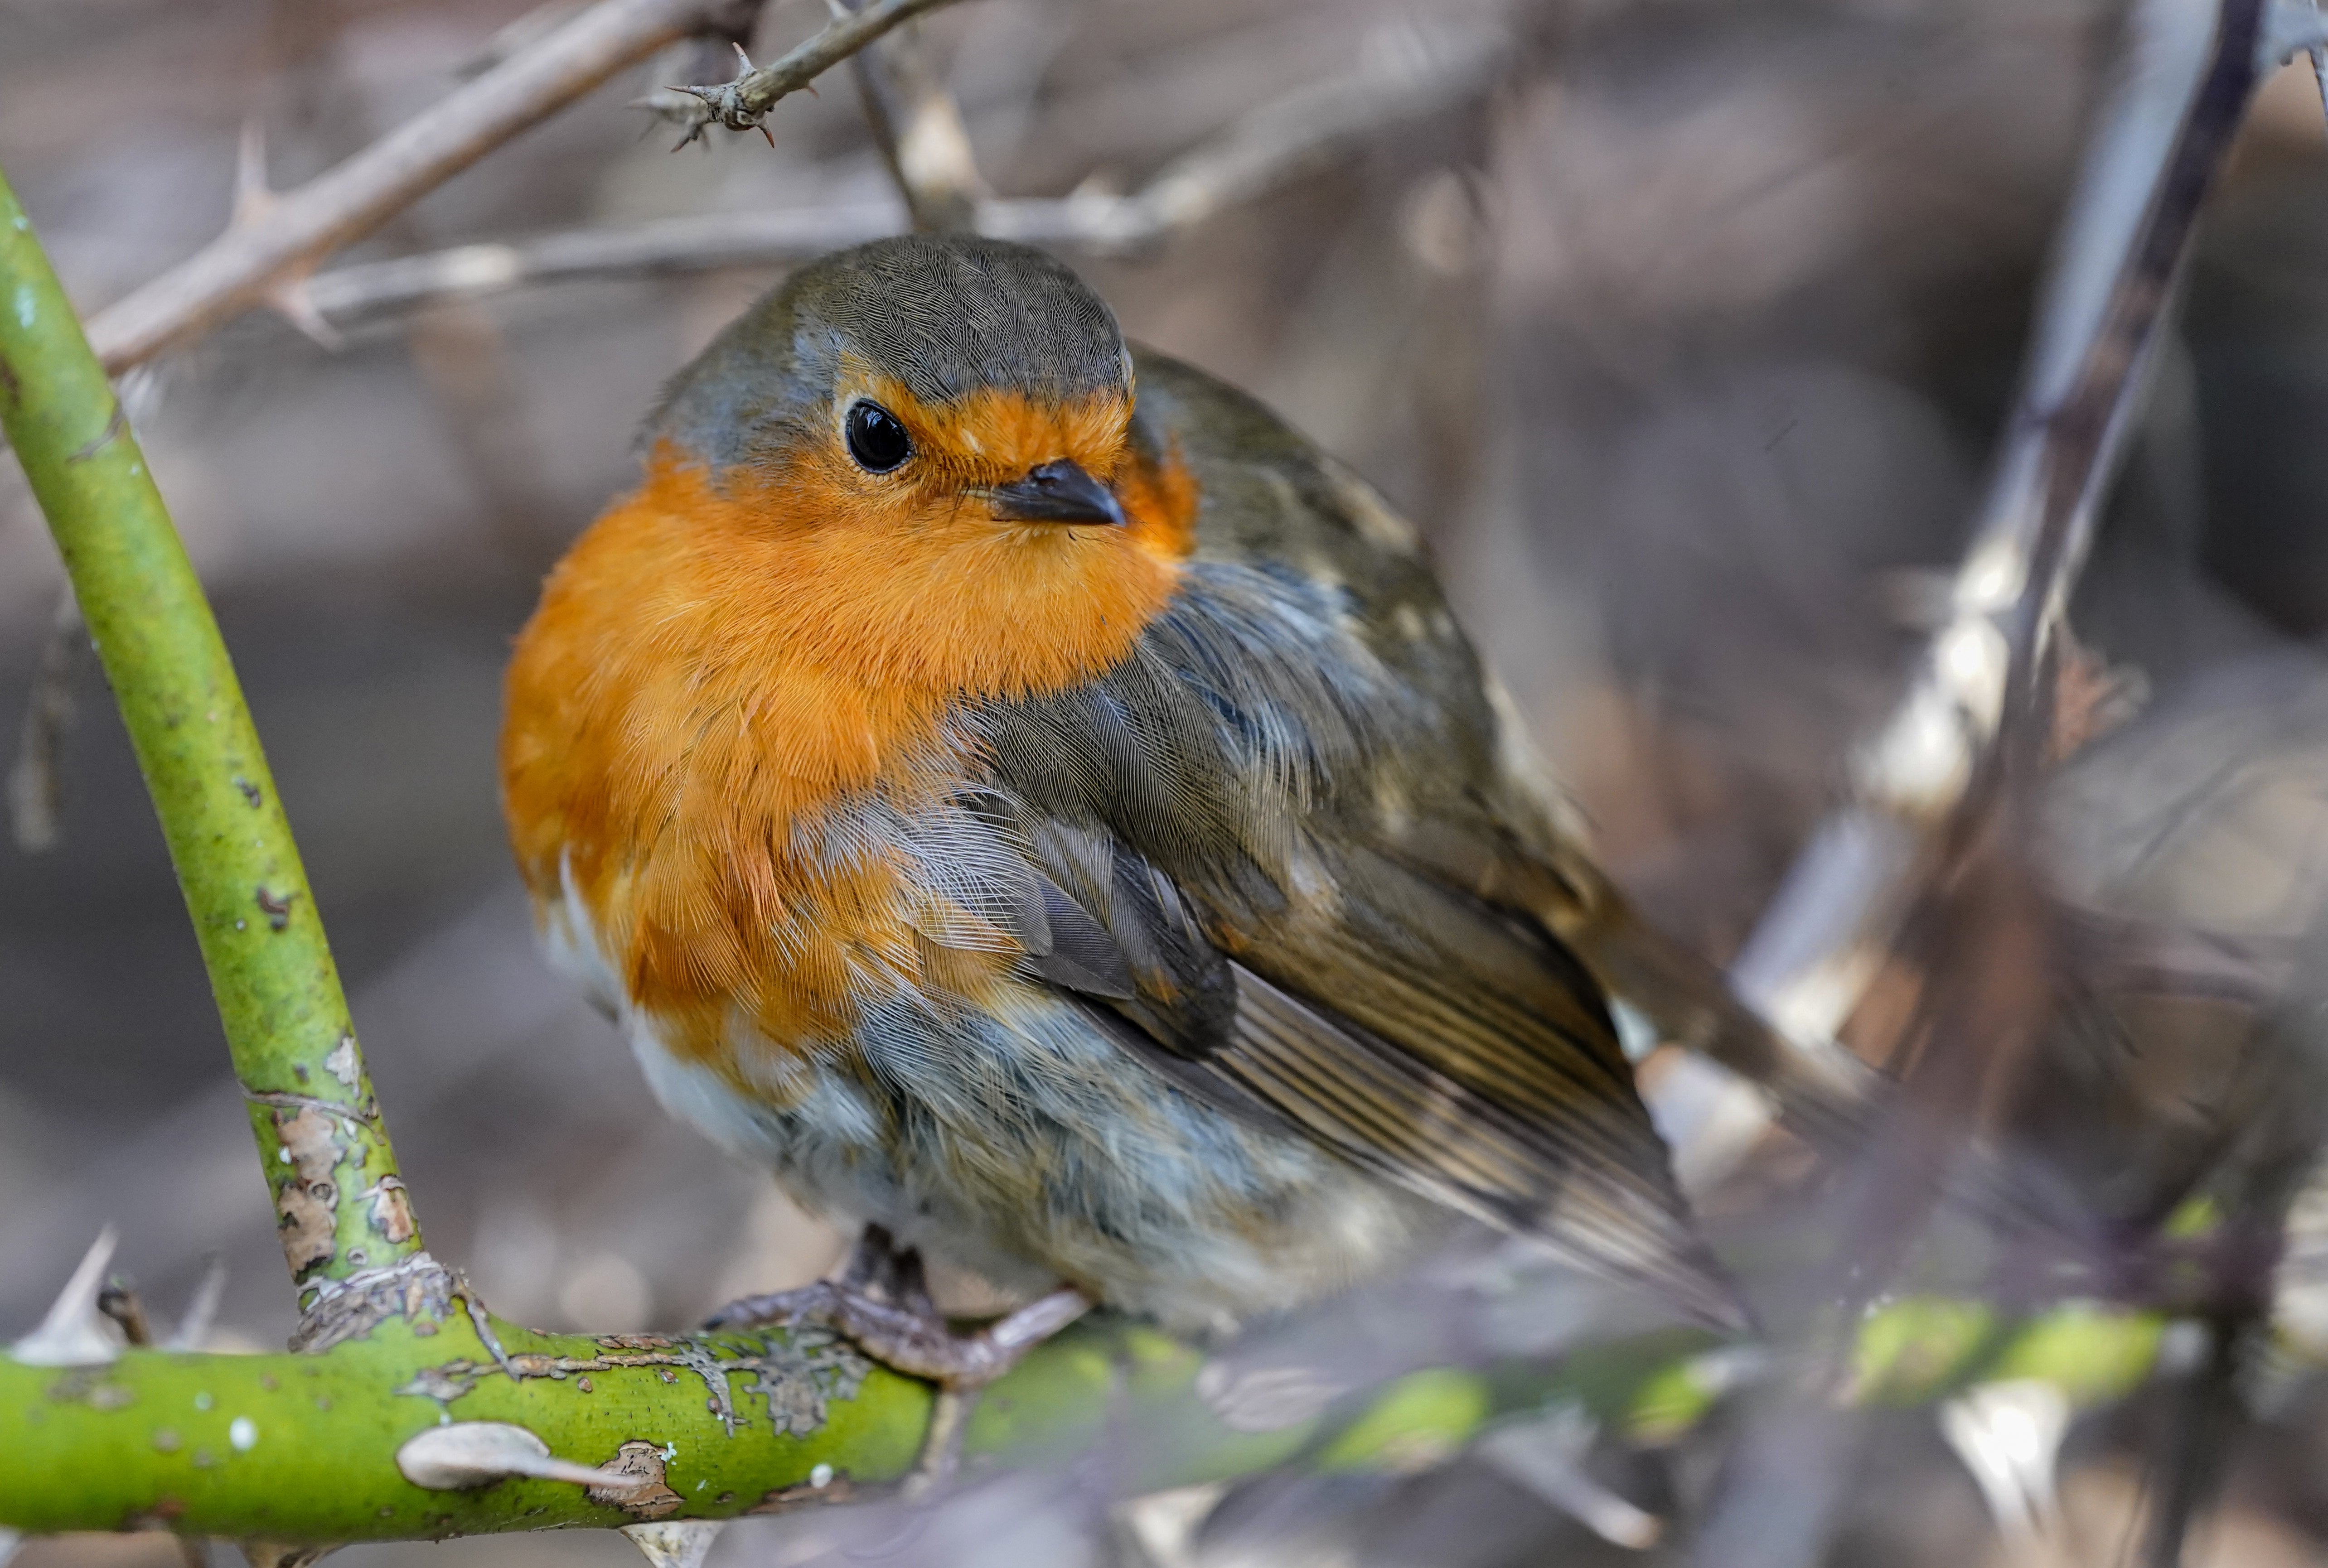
<box><xmin>838</xmin><ymin>0</ymin><xmax>987</xmax><ymax>231</ymax></box>
<box><xmin>266</xmin><ymin>0</ymin><xmax>574</xmax><ymax>562</ymax></box>
<box><xmin>303</xmin><ymin>206</ymin><xmax>907</xmax><ymax>321</ymax></box>
<box><xmin>629</xmin><ymin>10</ymin><xmax>770</xmax><ymax>137</ymax></box>
<box><xmin>299</xmin><ymin>19</ymin><xmax>1507</xmax><ymax>325</ymax></box>
<box><xmin>660</xmin><ymin>0</ymin><xmax>967</xmax><ymax>145</ymax></box>
<box><xmin>456</xmin><ymin>0</ymin><xmax>595</xmax><ymax>79</ymax></box>
<box><xmin>85</xmin><ymin>0</ymin><xmax>739</xmax><ymax>372</ymax></box>
<box><xmin>7</xmin><ymin>587</ymin><xmax>84</xmax><ymax>854</ymax></box>
<box><xmin>79</xmin><ymin>0</ymin><xmax>965</xmax><ymax>371</ymax></box>
<box><xmin>1655</xmin><ymin>0</ymin><xmax>2280</xmax><ymax>1184</ymax></box>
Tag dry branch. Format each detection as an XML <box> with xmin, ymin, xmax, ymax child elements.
<box><xmin>80</xmin><ymin>0</ymin><xmax>958</xmax><ymax>372</ymax></box>
<box><xmin>839</xmin><ymin>0</ymin><xmax>987</xmax><ymax>231</ymax></box>
<box><xmin>1656</xmin><ymin>0</ymin><xmax>2285</xmax><ymax>1183</ymax></box>
<box><xmin>658</xmin><ymin>0</ymin><xmax>966</xmax><ymax>145</ymax></box>
<box><xmin>300</xmin><ymin>19</ymin><xmax>1506</xmax><ymax>325</ymax></box>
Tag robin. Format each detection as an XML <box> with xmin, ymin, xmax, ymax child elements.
<box><xmin>500</xmin><ymin>234</ymin><xmax>1735</xmax><ymax>1397</ymax></box>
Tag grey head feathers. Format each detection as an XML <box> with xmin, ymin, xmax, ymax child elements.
<box><xmin>649</xmin><ymin>235</ymin><xmax>1131</xmax><ymax>476</ymax></box>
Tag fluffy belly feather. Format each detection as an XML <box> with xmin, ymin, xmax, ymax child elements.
<box><xmin>531</xmin><ymin>778</ymin><xmax>1435</xmax><ymax>1331</ymax></box>
<box><xmin>619</xmin><ymin>977</ymin><xmax>1432</xmax><ymax>1333</ymax></box>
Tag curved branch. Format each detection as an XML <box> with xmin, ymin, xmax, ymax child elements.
<box><xmin>0</xmin><ymin>172</ymin><xmax>418</xmax><ymax>1294</ymax></box>
<box><xmin>84</xmin><ymin>0</ymin><xmax>733</xmax><ymax>372</ymax></box>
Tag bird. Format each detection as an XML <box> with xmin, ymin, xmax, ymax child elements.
<box><xmin>499</xmin><ymin>233</ymin><xmax>1738</xmax><ymax>1394</ymax></box>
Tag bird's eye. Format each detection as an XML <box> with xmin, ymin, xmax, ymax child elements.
<box><xmin>844</xmin><ymin>400</ymin><xmax>912</xmax><ymax>473</ymax></box>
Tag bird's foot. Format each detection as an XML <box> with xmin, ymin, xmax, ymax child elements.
<box><xmin>705</xmin><ymin>1276</ymin><xmax>1090</xmax><ymax>1388</ymax></box>
<box><xmin>702</xmin><ymin>1225</ymin><xmax>1092</xmax><ymax>1497</ymax></box>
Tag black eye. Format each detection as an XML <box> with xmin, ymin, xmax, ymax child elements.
<box><xmin>845</xmin><ymin>400</ymin><xmax>912</xmax><ymax>473</ymax></box>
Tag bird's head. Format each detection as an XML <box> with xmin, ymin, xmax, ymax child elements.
<box><xmin>626</xmin><ymin>234</ymin><xmax>1196</xmax><ymax>698</ymax></box>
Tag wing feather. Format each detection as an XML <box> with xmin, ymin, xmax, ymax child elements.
<box><xmin>933</xmin><ymin>348</ymin><xmax>1736</xmax><ymax>1322</ymax></box>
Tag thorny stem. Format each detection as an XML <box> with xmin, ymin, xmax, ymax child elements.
<box><xmin>84</xmin><ymin>0</ymin><xmax>730</xmax><ymax>372</ymax></box>
<box><xmin>0</xmin><ymin>170</ymin><xmax>420</xmax><ymax>1295</ymax></box>
<box><xmin>1</xmin><ymin>1296</ymin><xmax>934</xmax><ymax>1539</ymax></box>
<box><xmin>663</xmin><ymin>0</ymin><xmax>968</xmax><ymax>145</ymax></box>
<box><xmin>0</xmin><ymin>1289</ymin><xmax>2172</xmax><ymax>1541</ymax></box>
<box><xmin>293</xmin><ymin>16</ymin><xmax>1509</xmax><ymax>326</ymax></box>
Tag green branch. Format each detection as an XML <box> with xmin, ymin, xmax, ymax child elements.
<box><xmin>0</xmin><ymin>1274</ymin><xmax>2180</xmax><ymax>1542</ymax></box>
<box><xmin>0</xmin><ymin>1291</ymin><xmax>1421</xmax><ymax>1539</ymax></box>
<box><xmin>0</xmin><ymin>170</ymin><xmax>415</xmax><ymax>1296</ymax></box>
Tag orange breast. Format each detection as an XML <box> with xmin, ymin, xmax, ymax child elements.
<box><xmin>501</xmin><ymin>435</ymin><xmax>1195</xmax><ymax>1081</ymax></box>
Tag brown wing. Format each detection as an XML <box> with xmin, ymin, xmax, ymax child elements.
<box><xmin>965</xmin><ymin>351</ymin><xmax>1737</xmax><ymax>1324</ymax></box>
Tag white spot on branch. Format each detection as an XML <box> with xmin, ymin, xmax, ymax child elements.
<box><xmin>395</xmin><ymin>1420</ymin><xmax>661</xmax><ymax>1492</ymax></box>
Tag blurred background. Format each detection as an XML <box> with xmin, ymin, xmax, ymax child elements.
<box><xmin>13</xmin><ymin>0</ymin><xmax>2328</xmax><ymax>1562</ymax></box>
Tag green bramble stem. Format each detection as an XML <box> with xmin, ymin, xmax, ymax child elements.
<box><xmin>0</xmin><ymin>1305</ymin><xmax>1443</xmax><ymax>1537</ymax></box>
<box><xmin>0</xmin><ymin>168</ymin><xmax>415</xmax><ymax>1294</ymax></box>
<box><xmin>0</xmin><ymin>1292</ymin><xmax>2176</xmax><ymax>1539</ymax></box>
<box><xmin>0</xmin><ymin>1307</ymin><xmax>937</xmax><ymax>1538</ymax></box>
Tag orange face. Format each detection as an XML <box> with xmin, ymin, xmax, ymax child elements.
<box><xmin>698</xmin><ymin>362</ymin><xmax>1197</xmax><ymax>697</ymax></box>
<box><xmin>501</xmin><ymin>376</ymin><xmax>1199</xmax><ymax>1067</ymax></box>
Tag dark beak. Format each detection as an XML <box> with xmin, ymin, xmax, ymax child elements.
<box><xmin>989</xmin><ymin>460</ymin><xmax>1127</xmax><ymax>527</ymax></box>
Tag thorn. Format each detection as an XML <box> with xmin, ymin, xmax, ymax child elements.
<box><xmin>397</xmin><ymin>1421</ymin><xmax>660</xmax><ymax>1492</ymax></box>
<box><xmin>620</xmin><ymin>1521</ymin><xmax>725</xmax><ymax>1568</ymax></box>
<box><xmin>730</xmin><ymin>41</ymin><xmax>756</xmax><ymax>74</ymax></box>
<box><xmin>10</xmin><ymin>1225</ymin><xmax>125</xmax><ymax>1367</ymax></box>
<box><xmin>116</xmin><ymin>363</ymin><xmax>168</xmax><ymax>426</ymax></box>
<box><xmin>233</xmin><ymin>118</ymin><xmax>276</xmax><ymax>230</ymax></box>
<box><xmin>1938</xmin><ymin>1379</ymin><xmax>2071</xmax><ymax>1544</ymax></box>
<box><xmin>167</xmin><ymin>1255</ymin><xmax>228</xmax><ymax>1351</ymax></box>
<box><xmin>758</xmin><ymin>125</ymin><xmax>775</xmax><ymax>148</ymax></box>
<box><xmin>265</xmin><ymin>275</ymin><xmax>344</xmax><ymax>352</ymax></box>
